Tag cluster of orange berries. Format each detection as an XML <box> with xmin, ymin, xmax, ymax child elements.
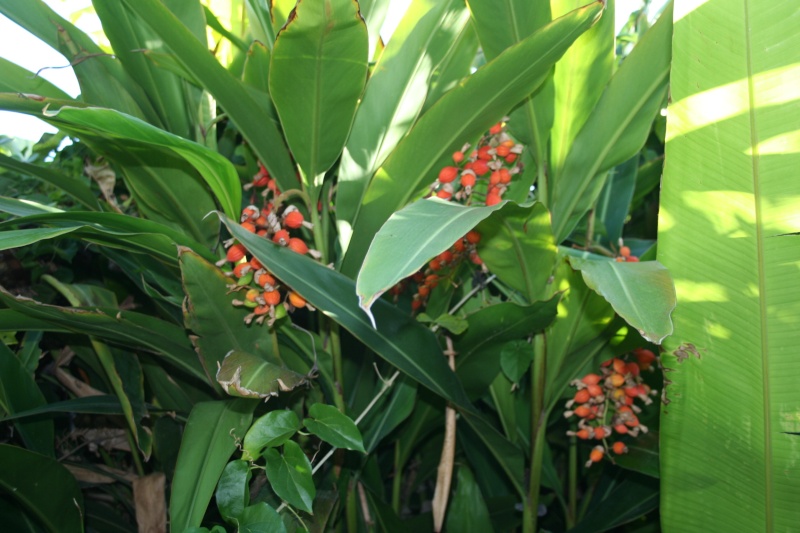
<box><xmin>220</xmin><ymin>164</ymin><xmax>318</xmax><ymax>326</ymax></box>
<box><xmin>615</xmin><ymin>244</ymin><xmax>639</xmax><ymax>262</ymax></box>
<box><xmin>564</xmin><ymin>348</ymin><xmax>658</xmax><ymax>467</ymax></box>
<box><xmin>391</xmin><ymin>230</ymin><xmax>485</xmax><ymax>312</ymax></box>
<box><xmin>430</xmin><ymin>119</ymin><xmax>523</xmax><ymax>206</ymax></box>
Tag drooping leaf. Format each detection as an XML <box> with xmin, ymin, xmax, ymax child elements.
<box><xmin>170</xmin><ymin>399</ymin><xmax>256</xmax><ymax>532</ymax></box>
<box><xmin>269</xmin><ymin>0</ymin><xmax>368</xmax><ymax>193</ymax></box>
<box><xmin>341</xmin><ymin>1</ymin><xmax>605</xmax><ymax>276</ymax></box>
<box><xmin>263</xmin><ymin>440</ymin><xmax>315</xmax><ymax>514</ymax></box>
<box><xmin>216</xmin><ymin>350</ymin><xmax>310</xmax><ymax>400</ymax></box>
<box><xmin>0</xmin><ymin>444</ymin><xmax>83</xmax><ymax>533</ymax></box>
<box><xmin>356</xmin><ymin>198</ymin><xmax>507</xmax><ymax>314</ymax></box>
<box><xmin>242</xmin><ymin>410</ymin><xmax>301</xmax><ymax>461</ymax></box>
<box><xmin>550</xmin><ymin>2</ymin><xmax>672</xmax><ymax>242</ymax></box>
<box><xmin>303</xmin><ymin>403</ymin><xmax>365</xmax><ymax>453</ymax></box>
<box><xmin>215</xmin><ymin>460</ymin><xmax>251</xmax><ymax>524</ymax></box>
<box><xmin>657</xmin><ymin>0</ymin><xmax>800</xmax><ymax>529</ymax></box>
<box><xmin>569</xmin><ymin>256</ymin><xmax>676</xmax><ymax>344</ymax></box>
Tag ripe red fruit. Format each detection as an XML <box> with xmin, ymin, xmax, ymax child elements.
<box><xmin>612</xmin><ymin>441</ymin><xmax>628</xmax><ymax>455</ymax></box>
<box><xmin>505</xmin><ymin>154</ymin><xmax>517</xmax><ymax>163</ymax></box>
<box><xmin>287</xmin><ymin>238</ymin><xmax>309</xmax><ymax>255</ymax></box>
<box><xmin>257</xmin><ymin>272</ymin><xmax>277</xmax><ymax>288</ymax></box>
<box><xmin>428</xmin><ymin>259</ymin><xmax>442</xmax><ymax>271</ymax></box>
<box><xmin>453</xmin><ymin>239</ymin><xmax>466</xmax><ymax>252</ymax></box>
<box><xmin>498</xmin><ymin>168</ymin><xmax>511</xmax><ymax>184</ymax></box>
<box><xmin>589</xmin><ymin>446</ymin><xmax>605</xmax><ymax>463</ymax></box>
<box><xmin>495</xmin><ymin>144</ymin><xmax>510</xmax><ymax>157</ymax></box>
<box><xmin>614</xmin><ymin>424</ymin><xmax>629</xmax><ymax>434</ymax></box>
<box><xmin>465</xmin><ymin>230</ymin><xmax>481</xmax><ymax>244</ymax></box>
<box><xmin>489</xmin><ymin>122</ymin><xmax>503</xmax><ymax>135</ymax></box>
<box><xmin>575</xmin><ymin>429</ymin><xmax>591</xmax><ymax>440</ymax></box>
<box><xmin>593</xmin><ymin>426</ymin><xmax>607</xmax><ymax>440</ymax></box>
<box><xmin>288</xmin><ymin>292</ymin><xmax>306</xmax><ymax>308</ymax></box>
<box><xmin>469</xmin><ymin>250</ymin><xmax>483</xmax><ymax>265</ymax></box>
<box><xmin>587</xmin><ymin>384</ymin><xmax>603</xmax><ymax>397</ymax></box>
<box><xmin>452</xmin><ymin>151</ymin><xmax>465</xmax><ymax>163</ymax></box>
<box><xmin>472</xmin><ymin>160</ymin><xmax>489</xmax><ymax>176</ymax></box>
<box><xmin>418</xmin><ymin>285</ymin><xmax>430</xmax><ymax>297</ymax></box>
<box><xmin>438</xmin><ymin>166</ymin><xmax>459</xmax><ymax>183</ymax></box>
<box><xmin>438</xmin><ymin>250</ymin><xmax>453</xmax><ymax>264</ymax></box>
<box><xmin>477</xmin><ymin>145</ymin><xmax>493</xmax><ymax>160</ymax></box>
<box><xmin>272</xmin><ymin>230</ymin><xmax>290</xmax><ymax>245</ymax></box>
<box><xmin>573</xmin><ymin>405</ymin><xmax>591</xmax><ymax>418</ymax></box>
<box><xmin>627</xmin><ymin>256</ymin><xmax>640</xmax><ymax>262</ymax></box>
<box><xmin>233</xmin><ymin>263</ymin><xmax>250</xmax><ymax>278</ymax></box>
<box><xmin>581</xmin><ymin>374</ymin><xmax>602</xmax><ymax>386</ymax></box>
<box><xmin>486</xmin><ymin>191</ymin><xmax>502</xmax><ymax>206</ymax></box>
<box><xmin>619</xmin><ymin>245</ymin><xmax>631</xmax><ymax>258</ymax></box>
<box><xmin>250</xmin><ymin>257</ymin><xmax>263</xmax><ymax>270</ymax></box>
<box><xmin>436</xmin><ymin>189</ymin><xmax>453</xmax><ymax>200</ymax></box>
<box><xmin>425</xmin><ymin>274</ymin><xmax>439</xmax><ymax>288</ymax></box>
<box><xmin>226</xmin><ymin>244</ymin><xmax>247</xmax><ymax>263</ymax></box>
<box><xmin>263</xmin><ymin>290</ymin><xmax>281</xmax><ymax>306</ymax></box>
<box><xmin>283</xmin><ymin>211</ymin><xmax>304</xmax><ymax>229</ymax></box>
<box><xmin>460</xmin><ymin>173</ymin><xmax>476</xmax><ymax>188</ymax></box>
<box><xmin>574</xmin><ymin>389</ymin><xmax>591</xmax><ymax>404</ymax></box>
<box><xmin>489</xmin><ymin>170</ymin><xmax>502</xmax><ymax>186</ymax></box>
<box><xmin>241</xmin><ymin>221</ymin><xmax>256</xmax><ymax>233</ymax></box>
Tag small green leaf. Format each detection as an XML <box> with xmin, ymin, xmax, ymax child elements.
<box><xmin>263</xmin><ymin>440</ymin><xmax>315</xmax><ymax>514</ymax></box>
<box><xmin>499</xmin><ymin>339</ymin><xmax>533</xmax><ymax>384</ymax></box>
<box><xmin>238</xmin><ymin>503</ymin><xmax>287</xmax><ymax>533</ymax></box>
<box><xmin>242</xmin><ymin>410</ymin><xmax>301</xmax><ymax>461</ymax></box>
<box><xmin>303</xmin><ymin>403</ymin><xmax>365</xmax><ymax>453</ymax></box>
<box><xmin>417</xmin><ymin>313</ymin><xmax>469</xmax><ymax>335</ymax></box>
<box><xmin>444</xmin><ymin>465</ymin><xmax>493</xmax><ymax>533</ymax></box>
<box><xmin>216</xmin><ymin>350</ymin><xmax>310</xmax><ymax>400</ymax></box>
<box><xmin>568</xmin><ymin>256</ymin><xmax>676</xmax><ymax>344</ymax></box>
<box><xmin>215</xmin><ymin>460</ymin><xmax>252</xmax><ymax>523</ymax></box>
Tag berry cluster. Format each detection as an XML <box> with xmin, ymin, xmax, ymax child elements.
<box><xmin>615</xmin><ymin>243</ymin><xmax>639</xmax><ymax>263</ymax></box>
<box><xmin>564</xmin><ymin>348</ymin><xmax>658</xmax><ymax>467</ymax></box>
<box><xmin>430</xmin><ymin>119</ymin><xmax>523</xmax><ymax>206</ymax></box>
<box><xmin>220</xmin><ymin>164</ymin><xmax>318</xmax><ymax>326</ymax></box>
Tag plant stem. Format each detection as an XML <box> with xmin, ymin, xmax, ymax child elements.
<box><xmin>328</xmin><ymin>320</ymin><xmax>346</xmax><ymax>413</ymax></box>
<box><xmin>523</xmin><ymin>334</ymin><xmax>547</xmax><ymax>533</ymax></box>
<box><xmin>567</xmin><ymin>432</ymin><xmax>578</xmax><ymax>528</ymax></box>
<box><xmin>392</xmin><ymin>441</ymin><xmax>402</xmax><ymax>513</ymax></box>
<box><xmin>346</xmin><ymin>479</ymin><xmax>358</xmax><ymax>532</ymax></box>
<box><xmin>536</xmin><ymin>160</ymin><xmax>548</xmax><ymax>206</ymax></box>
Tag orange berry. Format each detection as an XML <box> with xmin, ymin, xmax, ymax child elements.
<box><xmin>439</xmin><ymin>166</ymin><xmax>459</xmax><ymax>183</ymax></box>
<box><xmin>626</xmin><ymin>362</ymin><xmax>640</xmax><ymax>377</ymax></box>
<box><xmin>245</xmin><ymin>289</ymin><xmax>260</xmax><ymax>303</ymax></box>
<box><xmin>614</xmin><ymin>424</ymin><xmax>629</xmax><ymax>435</ymax></box>
<box><xmin>573</xmin><ymin>405</ymin><xmax>591</xmax><ymax>418</ymax></box>
<box><xmin>625</xmin><ymin>415</ymin><xmax>640</xmax><ymax>428</ymax></box>
<box><xmin>428</xmin><ymin>259</ymin><xmax>442</xmax><ymax>271</ymax></box>
<box><xmin>574</xmin><ymin>389</ymin><xmax>591</xmax><ymax>404</ymax></box>
<box><xmin>255</xmin><ymin>215</ymin><xmax>268</xmax><ymax>228</ymax></box>
<box><xmin>411</xmin><ymin>298</ymin><xmax>423</xmax><ymax>311</ymax></box>
<box><xmin>489</xmin><ymin>122</ymin><xmax>503</xmax><ymax>135</ymax></box>
<box><xmin>581</xmin><ymin>374</ymin><xmax>602</xmax><ymax>386</ymax></box>
<box><xmin>498</xmin><ymin>168</ymin><xmax>511</xmax><ymax>184</ymax></box>
<box><xmin>489</xmin><ymin>170</ymin><xmax>502</xmax><ymax>186</ymax></box>
<box><xmin>624</xmin><ymin>386</ymin><xmax>640</xmax><ymax>398</ymax></box>
<box><xmin>477</xmin><ymin>145</ymin><xmax>493</xmax><ymax>160</ymax></box>
<box><xmin>452</xmin><ymin>151</ymin><xmax>465</xmax><ymax>164</ymax></box>
<box><xmin>587</xmin><ymin>384</ymin><xmax>603</xmax><ymax>397</ymax></box>
<box><xmin>254</xmin><ymin>304</ymin><xmax>270</xmax><ymax>315</ymax></box>
<box><xmin>589</xmin><ymin>446</ymin><xmax>604</xmax><ymax>463</ymax></box>
<box><xmin>465</xmin><ymin>230</ymin><xmax>481</xmax><ymax>244</ymax></box>
<box><xmin>226</xmin><ymin>244</ymin><xmax>247</xmax><ymax>263</ymax></box>
<box><xmin>241</xmin><ymin>221</ymin><xmax>256</xmax><ymax>233</ymax></box>
<box><xmin>263</xmin><ymin>290</ymin><xmax>281</xmax><ymax>306</ymax></box>
<box><xmin>257</xmin><ymin>272</ymin><xmax>276</xmax><ymax>288</ymax></box>
<box><xmin>257</xmin><ymin>229</ymin><xmax>268</xmax><ymax>237</ymax></box>
<box><xmin>610</xmin><ymin>373</ymin><xmax>625</xmax><ymax>388</ymax></box>
<box><xmin>593</xmin><ymin>426</ymin><xmax>607</xmax><ymax>440</ymax></box>
<box><xmin>486</xmin><ymin>192</ymin><xmax>502</xmax><ymax>206</ymax></box>
<box><xmin>627</xmin><ymin>256</ymin><xmax>640</xmax><ymax>262</ymax></box>
<box><xmin>436</xmin><ymin>189</ymin><xmax>453</xmax><ymax>200</ymax></box>
<box><xmin>438</xmin><ymin>250</ymin><xmax>453</xmax><ymax>264</ymax></box>
<box><xmin>612</xmin><ymin>441</ymin><xmax>628</xmax><ymax>455</ymax></box>
<box><xmin>469</xmin><ymin>250</ymin><xmax>483</xmax><ymax>265</ymax></box>
<box><xmin>612</xmin><ymin>358</ymin><xmax>627</xmax><ymax>374</ymax></box>
<box><xmin>233</xmin><ymin>263</ymin><xmax>251</xmax><ymax>278</ymax></box>
<box><xmin>616</xmin><ymin>257</ymin><xmax>625</xmax><ymax>262</ymax></box>
<box><xmin>241</xmin><ymin>206</ymin><xmax>258</xmax><ymax>221</ymax></box>
<box><xmin>250</xmin><ymin>257</ymin><xmax>263</xmax><ymax>270</ymax></box>
<box><xmin>288</xmin><ymin>291</ymin><xmax>306</xmax><ymax>308</ymax></box>
<box><xmin>495</xmin><ymin>144</ymin><xmax>510</xmax><ymax>157</ymax></box>
<box><xmin>505</xmin><ymin>154</ymin><xmax>517</xmax><ymax>163</ymax></box>
<box><xmin>283</xmin><ymin>211</ymin><xmax>304</xmax><ymax>229</ymax></box>
<box><xmin>575</xmin><ymin>428</ymin><xmax>591</xmax><ymax>440</ymax></box>
<box><xmin>619</xmin><ymin>246</ymin><xmax>631</xmax><ymax>258</ymax></box>
<box><xmin>287</xmin><ymin>238</ymin><xmax>308</xmax><ymax>255</ymax></box>
<box><xmin>460</xmin><ymin>172</ymin><xmax>476</xmax><ymax>188</ymax></box>
<box><xmin>472</xmin><ymin>160</ymin><xmax>489</xmax><ymax>176</ymax></box>
<box><xmin>272</xmin><ymin>230</ymin><xmax>290</xmax><ymax>246</ymax></box>
<box><xmin>425</xmin><ymin>274</ymin><xmax>439</xmax><ymax>288</ymax></box>
<box><xmin>634</xmin><ymin>348</ymin><xmax>656</xmax><ymax>365</ymax></box>
<box><xmin>453</xmin><ymin>239</ymin><xmax>466</xmax><ymax>252</ymax></box>
<box><xmin>417</xmin><ymin>285</ymin><xmax>430</xmax><ymax>297</ymax></box>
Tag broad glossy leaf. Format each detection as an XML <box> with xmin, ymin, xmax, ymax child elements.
<box><xmin>170</xmin><ymin>399</ymin><xmax>256</xmax><ymax>532</ymax></box>
<box><xmin>341</xmin><ymin>1</ymin><xmax>604</xmax><ymax>276</ymax></box>
<box><xmin>263</xmin><ymin>440</ymin><xmax>315</xmax><ymax>514</ymax></box>
<box><xmin>238</xmin><ymin>503</ymin><xmax>287</xmax><ymax>533</ymax></box>
<box><xmin>270</xmin><ymin>0</ymin><xmax>368</xmax><ymax>192</ymax></box>
<box><xmin>0</xmin><ymin>58</ymin><xmax>72</xmax><ymax>100</ymax></box>
<box><xmin>337</xmin><ymin>0</ymin><xmax>470</xmax><ymax>233</ymax></box>
<box><xmin>467</xmin><ymin>0</ymin><xmax>553</xmax><ymax>170</ymax></box>
<box><xmin>216</xmin><ymin>350</ymin><xmax>310</xmax><ymax>400</ymax></box>
<box><xmin>118</xmin><ymin>0</ymin><xmax>297</xmax><ymax>191</ymax></box>
<box><xmin>549</xmin><ymin>0</ymin><xmax>615</xmax><ymax>181</ymax></box>
<box><xmin>180</xmin><ymin>249</ymin><xmax>279</xmax><ymax>387</ymax></box>
<box><xmin>499</xmin><ymin>340</ymin><xmax>533</xmax><ymax>385</ymax></box>
<box><xmin>242</xmin><ymin>410</ymin><xmax>301</xmax><ymax>461</ymax></box>
<box><xmin>0</xmin><ymin>287</ymin><xmax>205</xmax><ymax>383</ymax></box>
<box><xmin>0</xmin><ymin>444</ymin><xmax>83</xmax><ymax>533</ymax></box>
<box><xmin>303</xmin><ymin>403</ymin><xmax>365</xmax><ymax>453</ymax></box>
<box><xmin>444</xmin><ymin>466</ymin><xmax>493</xmax><ymax>533</ymax></box>
<box><xmin>0</xmin><ymin>154</ymin><xmax>100</xmax><ymax>210</ymax></box>
<box><xmin>0</xmin><ymin>343</ymin><xmax>52</xmax><ymax>456</ymax></box>
<box><xmin>476</xmin><ymin>202</ymin><xmax>558</xmax><ymax>302</ymax></box>
<box><xmin>455</xmin><ymin>299</ymin><xmax>559</xmax><ymax>398</ymax></box>
<box><xmin>356</xmin><ymin>198</ymin><xmax>507</xmax><ymax>314</ymax></box>
<box><xmin>569</xmin><ymin>256</ymin><xmax>676</xmax><ymax>344</ymax></box>
<box><xmin>550</xmin><ymin>2</ymin><xmax>671</xmax><ymax>242</ymax></box>
<box><xmin>221</xmin><ymin>215</ymin><xmax>473</xmax><ymax>410</ymax></box>
<box><xmin>215</xmin><ymin>460</ymin><xmax>251</xmax><ymax>523</ymax></box>
<box><xmin>657</xmin><ymin>0</ymin><xmax>800</xmax><ymax>529</ymax></box>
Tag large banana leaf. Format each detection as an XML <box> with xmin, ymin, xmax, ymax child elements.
<box><xmin>657</xmin><ymin>0</ymin><xmax>800</xmax><ymax>530</ymax></box>
<box><xmin>340</xmin><ymin>1</ymin><xmax>604</xmax><ymax>276</ymax></box>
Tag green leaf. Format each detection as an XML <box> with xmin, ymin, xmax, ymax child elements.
<box><xmin>499</xmin><ymin>340</ymin><xmax>533</xmax><ymax>385</ymax></box>
<box><xmin>614</xmin><ymin>430</ymin><xmax>659</xmax><ymax>478</ymax></box>
<box><xmin>595</xmin><ymin>156</ymin><xmax>638</xmax><ymax>243</ymax></box>
<box><xmin>568</xmin><ymin>256</ymin><xmax>676</xmax><ymax>344</ymax></box>
<box><xmin>269</xmin><ymin>0</ymin><xmax>368</xmax><ymax>192</ymax></box>
<box><xmin>361</xmin><ymin>376</ymin><xmax>417</xmax><ymax>453</ymax></box>
<box><xmin>0</xmin><ymin>444</ymin><xmax>83</xmax><ymax>533</ymax></box>
<box><xmin>170</xmin><ymin>399</ymin><xmax>256</xmax><ymax>532</ymax></box>
<box><xmin>216</xmin><ymin>350</ymin><xmax>310</xmax><ymax>400</ymax></box>
<box><xmin>221</xmin><ymin>214</ymin><xmax>473</xmax><ymax>410</ymax></box>
<box><xmin>238</xmin><ymin>503</ymin><xmax>287</xmax><ymax>533</ymax></box>
<box><xmin>337</xmin><ymin>0</ymin><xmax>469</xmax><ymax>232</ymax></box>
<box><xmin>0</xmin><ymin>57</ymin><xmax>72</xmax><ymax>100</ymax></box>
<box><xmin>421</xmin><ymin>23</ymin><xmax>479</xmax><ymax>113</ymax></box>
<box><xmin>467</xmin><ymin>0</ymin><xmax>554</xmax><ymax>170</ymax></box>
<box><xmin>0</xmin><ymin>227</ymin><xmax>78</xmax><ymax>250</ymax></box>
<box><xmin>0</xmin><ymin>343</ymin><xmax>53</xmax><ymax>456</ymax></box>
<box><xmin>455</xmin><ymin>299</ymin><xmax>559</xmax><ymax>398</ymax></box>
<box><xmin>0</xmin><ymin>395</ymin><xmax>123</xmax><ymax>423</ymax></box>
<box><xmin>303</xmin><ymin>403</ymin><xmax>365</xmax><ymax>453</ymax></box>
<box><xmin>263</xmin><ymin>440</ymin><xmax>315</xmax><ymax>514</ymax></box>
<box><xmin>242</xmin><ymin>410</ymin><xmax>301</xmax><ymax>461</ymax></box>
<box><xmin>215</xmin><ymin>460</ymin><xmax>252</xmax><ymax>524</ymax></box>
<box><xmin>118</xmin><ymin>0</ymin><xmax>297</xmax><ymax>191</ymax></box>
<box><xmin>341</xmin><ymin>1</ymin><xmax>604</xmax><ymax>276</ymax></box>
<box><xmin>0</xmin><ymin>154</ymin><xmax>100</xmax><ymax>210</ymax></box>
<box><xmin>549</xmin><ymin>0</ymin><xmax>615</xmax><ymax>182</ymax></box>
<box><xmin>180</xmin><ymin>249</ymin><xmax>279</xmax><ymax>387</ymax></box>
<box><xmin>550</xmin><ymin>2</ymin><xmax>672</xmax><ymax>242</ymax></box>
<box><xmin>476</xmin><ymin>202</ymin><xmax>558</xmax><ymax>302</ymax></box>
<box><xmin>657</xmin><ymin>0</ymin><xmax>800</xmax><ymax>529</ymax></box>
<box><xmin>356</xmin><ymin>198</ymin><xmax>507</xmax><ymax>314</ymax></box>
<box><xmin>444</xmin><ymin>465</ymin><xmax>494</xmax><ymax>533</ymax></box>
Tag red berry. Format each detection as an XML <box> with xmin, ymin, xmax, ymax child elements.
<box><xmin>283</xmin><ymin>211</ymin><xmax>304</xmax><ymax>229</ymax></box>
<box><xmin>612</xmin><ymin>441</ymin><xmax>628</xmax><ymax>455</ymax></box>
<box><xmin>438</xmin><ymin>166</ymin><xmax>459</xmax><ymax>183</ymax></box>
<box><xmin>226</xmin><ymin>244</ymin><xmax>247</xmax><ymax>263</ymax></box>
<box><xmin>489</xmin><ymin>122</ymin><xmax>503</xmax><ymax>135</ymax></box>
<box><xmin>263</xmin><ymin>290</ymin><xmax>281</xmax><ymax>306</ymax></box>
<box><xmin>574</xmin><ymin>389</ymin><xmax>591</xmax><ymax>404</ymax></box>
<box><xmin>233</xmin><ymin>263</ymin><xmax>250</xmax><ymax>278</ymax></box>
<box><xmin>472</xmin><ymin>160</ymin><xmax>489</xmax><ymax>176</ymax></box>
<box><xmin>581</xmin><ymin>374</ymin><xmax>602</xmax><ymax>386</ymax></box>
<box><xmin>288</xmin><ymin>291</ymin><xmax>306</xmax><ymax>308</ymax></box>
<box><xmin>505</xmin><ymin>154</ymin><xmax>517</xmax><ymax>163</ymax></box>
<box><xmin>272</xmin><ymin>230</ymin><xmax>290</xmax><ymax>246</ymax></box>
<box><xmin>619</xmin><ymin>246</ymin><xmax>631</xmax><ymax>258</ymax></box>
<box><xmin>287</xmin><ymin>238</ymin><xmax>308</xmax><ymax>255</ymax></box>
<box><xmin>477</xmin><ymin>145</ymin><xmax>493</xmax><ymax>160</ymax></box>
<box><xmin>589</xmin><ymin>446</ymin><xmax>604</xmax><ymax>463</ymax></box>
<box><xmin>465</xmin><ymin>230</ymin><xmax>481</xmax><ymax>244</ymax></box>
<box><xmin>486</xmin><ymin>191</ymin><xmax>502</xmax><ymax>206</ymax></box>
<box><xmin>436</xmin><ymin>189</ymin><xmax>453</xmax><ymax>200</ymax></box>
<box><xmin>460</xmin><ymin>172</ymin><xmax>476</xmax><ymax>188</ymax></box>
<box><xmin>452</xmin><ymin>151</ymin><xmax>465</xmax><ymax>164</ymax></box>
